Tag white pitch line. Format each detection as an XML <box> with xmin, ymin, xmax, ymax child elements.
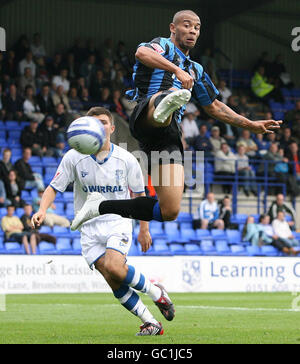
<box><xmin>178</xmin><ymin>305</ymin><xmax>300</xmax><ymax>313</ymax></box>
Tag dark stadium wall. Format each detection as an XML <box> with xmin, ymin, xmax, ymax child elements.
<box><xmin>214</xmin><ymin>0</ymin><xmax>300</xmax><ymax>86</ymax></box>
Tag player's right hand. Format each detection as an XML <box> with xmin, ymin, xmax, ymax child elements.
<box><xmin>175</xmin><ymin>68</ymin><xmax>194</xmax><ymax>90</ymax></box>
<box><xmin>31</xmin><ymin>211</ymin><xmax>46</xmax><ymax>229</ymax></box>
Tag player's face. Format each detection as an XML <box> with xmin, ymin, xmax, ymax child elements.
<box><xmin>94</xmin><ymin>114</ymin><xmax>115</xmax><ymax>143</ymax></box>
<box><xmin>170</xmin><ymin>15</ymin><xmax>201</xmax><ymax>52</ymax></box>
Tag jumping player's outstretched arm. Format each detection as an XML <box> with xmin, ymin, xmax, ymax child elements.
<box><xmin>136</xmin><ymin>46</ymin><xmax>194</xmax><ymax>90</ymax></box>
<box><xmin>202</xmin><ymin>99</ymin><xmax>283</xmax><ymax>134</ymax></box>
<box><xmin>31</xmin><ymin>185</ymin><xmax>56</xmax><ymax>228</ymax></box>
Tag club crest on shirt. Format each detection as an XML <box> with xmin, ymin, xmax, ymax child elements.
<box><xmin>81</xmin><ymin>171</ymin><xmax>89</xmax><ymax>178</ymax></box>
<box><xmin>115</xmin><ymin>169</ymin><xmax>124</xmax><ymax>182</ymax></box>
<box><xmin>120</xmin><ymin>233</ymin><xmax>130</xmax><ymax>246</ymax></box>
<box><xmin>150</xmin><ymin>43</ymin><xmax>165</xmax><ymax>54</ymax></box>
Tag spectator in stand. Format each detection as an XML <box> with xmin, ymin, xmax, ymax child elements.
<box><xmin>238</xmin><ymin>95</ymin><xmax>254</xmax><ymax>120</ymax></box>
<box><xmin>102</xmin><ymin>38</ymin><xmax>115</xmax><ymax>65</ymax></box>
<box><xmin>1</xmin><ymin>205</ymin><xmax>37</xmax><ymax>255</ymax></box>
<box><xmin>111</xmin><ymin>69</ymin><xmax>126</xmax><ymax>94</ymax></box>
<box><xmin>30</xmin><ymin>33</ymin><xmax>46</xmax><ymax>59</ymax></box>
<box><xmin>19</xmin><ymin>67</ymin><xmax>37</xmax><ymax>96</ymax></box>
<box><xmin>193</xmin><ymin>124</ymin><xmax>213</xmax><ymax>158</ymax></box>
<box><xmin>272</xmin><ymin>211</ymin><xmax>299</xmax><ymax>248</ymax></box>
<box><xmin>80</xmin><ymin>87</ymin><xmax>93</xmax><ymax>111</ymax></box>
<box><xmin>254</xmin><ymin>134</ymin><xmax>269</xmax><ymax>156</ymax></box>
<box><xmin>90</xmin><ymin>69</ymin><xmax>110</xmax><ymax>101</ymax></box>
<box><xmin>209</xmin><ymin>126</ymin><xmax>226</xmax><ymax>156</ymax></box>
<box><xmin>52</xmin><ymin>68</ymin><xmax>70</xmax><ymax>94</ymax></box>
<box><xmin>237</xmin><ymin>129</ymin><xmax>258</xmax><ymax>159</ymax></box>
<box><xmin>0</xmin><ymin>148</ymin><xmax>14</xmax><ymax>185</ymax></box>
<box><xmin>69</xmin><ymin>38</ymin><xmax>88</xmax><ymax>66</ymax></box>
<box><xmin>14</xmin><ymin>147</ymin><xmax>45</xmax><ymax>192</ymax></box>
<box><xmin>18</xmin><ymin>50</ymin><xmax>36</xmax><ymax>77</ymax></box>
<box><xmin>253</xmin><ymin>51</ymin><xmax>271</xmax><ymax>73</ymax></box>
<box><xmin>0</xmin><ymin>180</ymin><xmax>10</xmax><ymax>207</ymax></box>
<box><xmin>121</xmin><ymin>89</ymin><xmax>137</xmax><ymax>118</ymax></box>
<box><xmin>284</xmin><ymin>100</ymin><xmax>300</xmax><ymax>125</ymax></box>
<box><xmin>258</xmin><ymin>142</ymin><xmax>283</xmax><ymax>177</ymax></box>
<box><xmin>112</xmin><ymin>89</ymin><xmax>128</xmax><ymax>121</ymax></box>
<box><xmin>201</xmin><ymin>47</ymin><xmax>217</xmax><ymax>74</ymax></box>
<box><xmin>13</xmin><ymin>35</ymin><xmax>30</xmax><ymax>63</ymax></box>
<box><xmin>181</xmin><ymin>112</ymin><xmax>199</xmax><ymax>146</ymax></box>
<box><xmin>47</xmin><ymin>52</ymin><xmax>63</xmax><ymax>77</ymax></box>
<box><xmin>21</xmin><ymin>203</ymin><xmax>57</xmax><ymax>247</ymax></box>
<box><xmin>116</xmin><ymin>41</ymin><xmax>132</xmax><ymax>74</ymax></box>
<box><xmin>23</xmin><ymin>85</ymin><xmax>45</xmax><ymax>123</ymax></box>
<box><xmin>4</xmin><ymin>83</ymin><xmax>24</xmax><ymax>121</ymax></box>
<box><xmin>279</xmin><ymin>128</ymin><xmax>294</xmax><ymax>153</ymax></box>
<box><xmin>68</xmin><ymin>86</ymin><xmax>84</xmax><ymax>116</ymax></box>
<box><xmin>291</xmin><ymin>114</ymin><xmax>300</xmax><ymax>143</ymax></box>
<box><xmin>193</xmin><ymin>192</ymin><xmax>224</xmax><ymax>230</ymax></box>
<box><xmin>285</xmin><ymin>141</ymin><xmax>300</xmax><ymax>181</ymax></box>
<box><xmin>3</xmin><ymin>50</ymin><xmax>18</xmax><ymax>79</ymax></box>
<box><xmin>35</xmin><ymin>56</ymin><xmax>50</xmax><ymax>89</ymax></box>
<box><xmin>80</xmin><ymin>54</ymin><xmax>97</xmax><ymax>88</ymax></box>
<box><xmin>102</xmin><ymin>57</ymin><xmax>114</xmax><ymax>82</ymax></box>
<box><xmin>36</xmin><ymin>83</ymin><xmax>55</xmax><ymax>115</ymax></box>
<box><xmin>251</xmin><ymin>66</ymin><xmax>284</xmax><ymax>104</ymax></box>
<box><xmin>259</xmin><ymin>214</ymin><xmax>299</xmax><ymax>256</ymax></box>
<box><xmin>218</xmin><ymin>79</ymin><xmax>232</xmax><ymax>104</ymax></box>
<box><xmin>64</xmin><ymin>52</ymin><xmax>79</xmax><ymax>81</ymax></box>
<box><xmin>98</xmin><ymin>87</ymin><xmax>113</xmax><ymax>110</ymax></box>
<box><xmin>218</xmin><ymin>195</ymin><xmax>238</xmax><ymax>230</ymax></box>
<box><xmin>20</xmin><ymin>119</ymin><xmax>45</xmax><ymax>157</ymax></box>
<box><xmin>185</xmin><ymin>101</ymin><xmax>200</xmax><ymax>118</ymax></box>
<box><xmin>214</xmin><ymin>142</ymin><xmax>236</xmax><ymax>193</ymax></box>
<box><xmin>33</xmin><ymin>190</ymin><xmax>70</xmax><ymax>228</ymax></box>
<box><xmin>275</xmin><ymin>148</ymin><xmax>299</xmax><ymax>198</ymax></box>
<box><xmin>0</xmin><ymin>83</ymin><xmax>6</xmax><ymax>120</ymax></box>
<box><xmin>52</xmin><ymin>103</ymin><xmax>69</xmax><ymax>132</ymax></box>
<box><xmin>242</xmin><ymin>215</ymin><xmax>272</xmax><ymax>247</ymax></box>
<box><xmin>52</xmin><ymin>84</ymin><xmax>71</xmax><ymax>112</ymax></box>
<box><xmin>236</xmin><ymin>143</ymin><xmax>257</xmax><ymax>196</ymax></box>
<box><xmin>5</xmin><ymin>169</ymin><xmax>25</xmax><ymax>208</ymax></box>
<box><xmin>38</xmin><ymin>115</ymin><xmax>60</xmax><ymax>157</ymax></box>
<box><xmin>268</xmin><ymin>193</ymin><xmax>297</xmax><ymax>229</ymax></box>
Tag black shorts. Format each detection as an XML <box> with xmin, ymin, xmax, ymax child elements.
<box><xmin>129</xmin><ymin>97</ymin><xmax>184</xmax><ymax>173</ymax></box>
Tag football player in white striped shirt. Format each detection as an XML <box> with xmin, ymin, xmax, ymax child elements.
<box><xmin>31</xmin><ymin>107</ymin><xmax>174</xmax><ymax>336</ymax></box>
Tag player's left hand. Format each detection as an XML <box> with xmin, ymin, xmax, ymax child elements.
<box><xmin>248</xmin><ymin>120</ymin><xmax>283</xmax><ymax>134</ymax></box>
<box><xmin>137</xmin><ymin>230</ymin><xmax>152</xmax><ymax>253</ymax></box>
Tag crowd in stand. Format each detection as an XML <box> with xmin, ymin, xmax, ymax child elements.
<box><xmin>0</xmin><ymin>34</ymin><xmax>299</xmax><ymax>254</ymax></box>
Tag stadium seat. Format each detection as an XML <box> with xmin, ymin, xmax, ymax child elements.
<box><xmin>175</xmin><ymin>212</ymin><xmax>193</xmax><ymax>223</ymax></box>
<box><xmin>211</xmin><ymin>229</ymin><xmax>227</xmax><ymax>241</ymax></box>
<box><xmin>195</xmin><ymin>229</ymin><xmax>211</xmax><ymax>240</ymax></box>
<box><xmin>215</xmin><ymin>240</ymin><xmax>231</xmax><ymax>256</ymax></box>
<box><xmin>226</xmin><ymin>229</ymin><xmax>242</xmax><ymax>245</ymax></box>
<box><xmin>4</xmin><ymin>242</ymin><xmax>25</xmax><ymax>254</ymax></box>
<box><xmin>52</xmin><ymin>226</ymin><xmax>70</xmax><ymax>237</ymax></box>
<box><xmin>230</xmin><ymin>244</ymin><xmax>246</xmax><ymax>256</ymax></box>
<box><xmin>260</xmin><ymin>245</ymin><xmax>279</xmax><ymax>256</ymax></box>
<box><xmin>152</xmin><ymin>239</ymin><xmax>172</xmax><ymax>255</ymax></box>
<box><xmin>184</xmin><ymin>243</ymin><xmax>202</xmax><ymax>255</ymax></box>
<box><xmin>39</xmin><ymin>241</ymin><xmax>58</xmax><ymax>255</ymax></box>
<box><xmin>169</xmin><ymin>243</ymin><xmax>186</xmax><ymax>255</ymax></box>
<box><xmin>39</xmin><ymin>226</ymin><xmax>52</xmax><ymax>234</ymax></box>
<box><xmin>56</xmin><ymin>238</ymin><xmax>75</xmax><ymax>254</ymax></box>
<box><xmin>180</xmin><ymin>228</ymin><xmax>197</xmax><ymax>242</ymax></box>
<box><xmin>246</xmin><ymin>246</ymin><xmax>263</xmax><ymax>256</ymax></box>
<box><xmin>231</xmin><ymin>214</ymin><xmax>248</xmax><ymax>224</ymax></box>
<box><xmin>42</xmin><ymin>156</ymin><xmax>58</xmax><ymax>166</ymax></box>
<box><xmin>200</xmin><ymin>239</ymin><xmax>216</xmax><ymax>255</ymax></box>
<box><xmin>127</xmin><ymin>242</ymin><xmax>141</xmax><ymax>256</ymax></box>
<box><xmin>29</xmin><ymin>156</ymin><xmax>42</xmax><ymax>165</ymax></box>
<box><xmin>72</xmin><ymin>238</ymin><xmax>81</xmax><ymax>254</ymax></box>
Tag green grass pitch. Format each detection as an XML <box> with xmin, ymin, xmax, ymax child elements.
<box><xmin>1</xmin><ymin>292</ymin><xmax>300</xmax><ymax>344</ymax></box>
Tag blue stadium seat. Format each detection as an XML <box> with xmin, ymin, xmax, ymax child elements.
<box><xmin>39</xmin><ymin>241</ymin><xmax>58</xmax><ymax>255</ymax></box>
<box><xmin>56</xmin><ymin>238</ymin><xmax>75</xmax><ymax>254</ymax></box>
<box><xmin>152</xmin><ymin>239</ymin><xmax>172</xmax><ymax>255</ymax></box>
<box><xmin>169</xmin><ymin>243</ymin><xmax>186</xmax><ymax>255</ymax></box>
<box><xmin>4</xmin><ymin>242</ymin><xmax>25</xmax><ymax>254</ymax></box>
<box><xmin>226</xmin><ymin>229</ymin><xmax>242</xmax><ymax>245</ymax></box>
<box><xmin>246</xmin><ymin>246</ymin><xmax>263</xmax><ymax>256</ymax></box>
<box><xmin>230</xmin><ymin>244</ymin><xmax>246</xmax><ymax>256</ymax></box>
<box><xmin>149</xmin><ymin>221</ymin><xmax>164</xmax><ymax>236</ymax></box>
<box><xmin>231</xmin><ymin>214</ymin><xmax>248</xmax><ymax>224</ymax></box>
<box><xmin>180</xmin><ymin>228</ymin><xmax>197</xmax><ymax>242</ymax></box>
<box><xmin>52</xmin><ymin>226</ymin><xmax>70</xmax><ymax>237</ymax></box>
<box><xmin>164</xmin><ymin>221</ymin><xmax>178</xmax><ymax>233</ymax></box>
<box><xmin>65</xmin><ymin>202</ymin><xmax>74</xmax><ymax>219</ymax></box>
<box><xmin>63</xmin><ymin>192</ymin><xmax>73</xmax><ymax>202</ymax></box>
<box><xmin>39</xmin><ymin>226</ymin><xmax>52</xmax><ymax>234</ymax></box>
<box><xmin>175</xmin><ymin>212</ymin><xmax>193</xmax><ymax>223</ymax></box>
<box><xmin>127</xmin><ymin>242</ymin><xmax>141</xmax><ymax>256</ymax></box>
<box><xmin>72</xmin><ymin>238</ymin><xmax>81</xmax><ymax>254</ymax></box>
<box><xmin>29</xmin><ymin>156</ymin><xmax>42</xmax><ymax>165</ymax></box>
<box><xmin>260</xmin><ymin>245</ymin><xmax>279</xmax><ymax>256</ymax></box>
<box><xmin>211</xmin><ymin>229</ymin><xmax>227</xmax><ymax>241</ymax></box>
<box><xmin>31</xmin><ymin>165</ymin><xmax>43</xmax><ymax>175</ymax></box>
<box><xmin>195</xmin><ymin>229</ymin><xmax>211</xmax><ymax>240</ymax></box>
<box><xmin>42</xmin><ymin>156</ymin><xmax>58</xmax><ymax>167</ymax></box>
<box><xmin>5</xmin><ymin>120</ymin><xmax>21</xmax><ymax>129</ymax></box>
<box><xmin>200</xmin><ymin>239</ymin><xmax>216</xmax><ymax>255</ymax></box>
<box><xmin>215</xmin><ymin>240</ymin><xmax>231</xmax><ymax>256</ymax></box>
<box><xmin>184</xmin><ymin>243</ymin><xmax>202</xmax><ymax>255</ymax></box>
<box><xmin>179</xmin><ymin>221</ymin><xmax>193</xmax><ymax>230</ymax></box>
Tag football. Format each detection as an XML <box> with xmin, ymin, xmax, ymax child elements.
<box><xmin>66</xmin><ymin>116</ymin><xmax>107</xmax><ymax>155</ymax></box>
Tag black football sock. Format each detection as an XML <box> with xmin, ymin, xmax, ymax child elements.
<box><xmin>98</xmin><ymin>197</ymin><xmax>163</xmax><ymax>222</ymax></box>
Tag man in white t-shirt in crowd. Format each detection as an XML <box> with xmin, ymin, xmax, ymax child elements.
<box><xmin>218</xmin><ymin>80</ymin><xmax>232</xmax><ymax>105</ymax></box>
<box><xmin>31</xmin><ymin>107</ymin><xmax>174</xmax><ymax>336</ymax></box>
<box><xmin>272</xmin><ymin>211</ymin><xmax>299</xmax><ymax>248</ymax></box>
<box><xmin>193</xmin><ymin>192</ymin><xmax>224</xmax><ymax>230</ymax></box>
<box><xmin>52</xmin><ymin>68</ymin><xmax>70</xmax><ymax>94</ymax></box>
<box><xmin>181</xmin><ymin>112</ymin><xmax>199</xmax><ymax>146</ymax></box>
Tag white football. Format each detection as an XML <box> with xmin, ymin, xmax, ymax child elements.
<box><xmin>66</xmin><ymin>116</ymin><xmax>107</xmax><ymax>155</ymax></box>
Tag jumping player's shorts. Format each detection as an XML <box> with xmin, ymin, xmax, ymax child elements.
<box><xmin>80</xmin><ymin>218</ymin><xmax>133</xmax><ymax>268</ymax></box>
<box><xmin>129</xmin><ymin>96</ymin><xmax>184</xmax><ymax>173</ymax></box>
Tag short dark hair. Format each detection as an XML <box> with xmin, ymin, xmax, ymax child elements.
<box><xmin>86</xmin><ymin>107</ymin><xmax>114</xmax><ymax>125</ymax></box>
